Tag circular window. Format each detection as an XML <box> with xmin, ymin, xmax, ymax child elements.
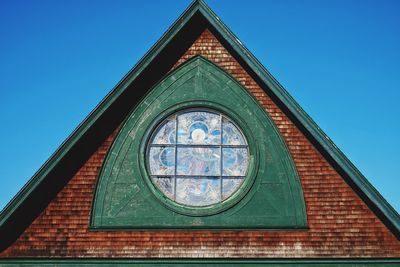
<box><xmin>147</xmin><ymin>109</ymin><xmax>249</xmax><ymax>207</ymax></box>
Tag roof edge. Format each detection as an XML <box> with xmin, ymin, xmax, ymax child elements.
<box><xmin>196</xmin><ymin>0</ymin><xmax>400</xmax><ymax>237</ymax></box>
<box><xmin>0</xmin><ymin>0</ymin><xmax>203</xmax><ymax>228</ymax></box>
<box><xmin>1</xmin><ymin>0</ymin><xmax>399</xmax><ymax>241</ymax></box>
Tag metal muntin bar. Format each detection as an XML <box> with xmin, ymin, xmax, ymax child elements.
<box><xmin>219</xmin><ymin>114</ymin><xmax>223</xmax><ymax>202</ymax></box>
<box><xmin>173</xmin><ymin>115</ymin><xmax>178</xmax><ymax>201</ymax></box>
<box><xmin>150</xmin><ymin>144</ymin><xmax>248</xmax><ymax>148</ymax></box>
<box><xmin>152</xmin><ymin>175</ymin><xmax>245</xmax><ymax>179</ymax></box>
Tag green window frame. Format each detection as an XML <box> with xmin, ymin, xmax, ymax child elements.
<box><xmin>91</xmin><ymin>56</ymin><xmax>307</xmax><ymax>229</ymax></box>
<box><xmin>145</xmin><ymin>108</ymin><xmax>251</xmax><ymax>210</ymax></box>
<box><xmin>141</xmin><ymin>103</ymin><xmax>256</xmax><ymax>217</ymax></box>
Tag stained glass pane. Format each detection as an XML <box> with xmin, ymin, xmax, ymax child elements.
<box><xmin>222</xmin><ymin>118</ymin><xmax>246</xmax><ymax>145</ymax></box>
<box><xmin>152</xmin><ymin>177</ymin><xmax>175</xmax><ymax>199</ymax></box>
<box><xmin>152</xmin><ymin>117</ymin><xmax>176</xmax><ymax>144</ymax></box>
<box><xmin>148</xmin><ymin>109</ymin><xmax>249</xmax><ymax>207</ymax></box>
<box><xmin>222</xmin><ymin>148</ymin><xmax>248</xmax><ymax>176</ymax></box>
<box><xmin>175</xmin><ymin>177</ymin><xmax>220</xmax><ymax>206</ymax></box>
<box><xmin>222</xmin><ymin>178</ymin><xmax>243</xmax><ymax>200</ymax></box>
<box><xmin>176</xmin><ymin>147</ymin><xmax>220</xmax><ymax>176</ymax></box>
<box><xmin>149</xmin><ymin>147</ymin><xmax>175</xmax><ymax>175</ymax></box>
<box><xmin>177</xmin><ymin>111</ymin><xmax>221</xmax><ymax>145</ymax></box>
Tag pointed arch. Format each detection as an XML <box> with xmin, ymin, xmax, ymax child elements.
<box><xmin>91</xmin><ymin>56</ymin><xmax>307</xmax><ymax>229</ymax></box>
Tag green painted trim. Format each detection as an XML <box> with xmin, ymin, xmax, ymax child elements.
<box><xmin>0</xmin><ymin>0</ymin><xmax>203</xmax><ymax>228</ymax></box>
<box><xmin>193</xmin><ymin>1</ymin><xmax>400</xmax><ymax>237</ymax></box>
<box><xmin>91</xmin><ymin>56</ymin><xmax>307</xmax><ymax>229</ymax></box>
<box><xmin>1</xmin><ymin>0</ymin><xmax>399</xmax><ymax>242</ymax></box>
<box><xmin>138</xmin><ymin>103</ymin><xmax>258</xmax><ymax>217</ymax></box>
<box><xmin>0</xmin><ymin>258</ymin><xmax>399</xmax><ymax>266</ymax></box>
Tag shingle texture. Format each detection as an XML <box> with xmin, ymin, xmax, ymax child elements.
<box><xmin>1</xmin><ymin>29</ymin><xmax>399</xmax><ymax>258</ymax></box>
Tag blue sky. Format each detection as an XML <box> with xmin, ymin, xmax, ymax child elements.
<box><xmin>0</xmin><ymin>0</ymin><xmax>399</xmax><ymax>213</ymax></box>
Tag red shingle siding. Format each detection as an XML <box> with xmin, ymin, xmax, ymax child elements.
<box><xmin>1</xmin><ymin>29</ymin><xmax>399</xmax><ymax>258</ymax></box>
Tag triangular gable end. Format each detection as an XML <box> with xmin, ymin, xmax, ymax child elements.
<box><xmin>91</xmin><ymin>56</ymin><xmax>308</xmax><ymax>229</ymax></box>
<box><xmin>0</xmin><ymin>0</ymin><xmax>399</xmax><ymax>261</ymax></box>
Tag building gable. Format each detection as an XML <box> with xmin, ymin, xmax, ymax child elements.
<box><xmin>0</xmin><ymin>0</ymin><xmax>399</xmax><ymax>263</ymax></box>
<box><xmin>91</xmin><ymin>56</ymin><xmax>307</xmax><ymax>229</ymax></box>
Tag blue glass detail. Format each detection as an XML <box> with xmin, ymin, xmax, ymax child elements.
<box><xmin>148</xmin><ymin>109</ymin><xmax>249</xmax><ymax>207</ymax></box>
<box><xmin>160</xmin><ymin>147</ymin><xmax>175</xmax><ymax>167</ymax></box>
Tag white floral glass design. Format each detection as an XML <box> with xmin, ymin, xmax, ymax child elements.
<box><xmin>147</xmin><ymin>109</ymin><xmax>249</xmax><ymax>207</ymax></box>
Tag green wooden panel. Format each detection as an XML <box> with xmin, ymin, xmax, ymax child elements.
<box><xmin>91</xmin><ymin>56</ymin><xmax>307</xmax><ymax>229</ymax></box>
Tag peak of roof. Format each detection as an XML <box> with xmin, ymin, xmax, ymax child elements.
<box><xmin>0</xmin><ymin>0</ymin><xmax>399</xmax><ymax>250</ymax></box>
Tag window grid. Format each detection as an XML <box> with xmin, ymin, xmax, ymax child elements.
<box><xmin>148</xmin><ymin>110</ymin><xmax>248</xmax><ymax>206</ymax></box>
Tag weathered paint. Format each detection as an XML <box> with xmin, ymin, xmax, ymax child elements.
<box><xmin>1</xmin><ymin>28</ymin><xmax>400</xmax><ymax>259</ymax></box>
<box><xmin>1</xmin><ymin>0</ymin><xmax>399</xmax><ymax>247</ymax></box>
<box><xmin>91</xmin><ymin>56</ymin><xmax>307</xmax><ymax>229</ymax></box>
<box><xmin>1</xmin><ymin>0</ymin><xmax>400</xmax><ymax>258</ymax></box>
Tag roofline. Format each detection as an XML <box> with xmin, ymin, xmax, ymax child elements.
<box><xmin>1</xmin><ymin>0</ymin><xmax>399</xmax><ymax>240</ymax></box>
<box><xmin>195</xmin><ymin>1</ymin><xmax>400</xmax><ymax>236</ymax></box>
<box><xmin>0</xmin><ymin>0</ymin><xmax>203</xmax><ymax>227</ymax></box>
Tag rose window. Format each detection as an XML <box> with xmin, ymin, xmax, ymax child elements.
<box><xmin>147</xmin><ymin>109</ymin><xmax>249</xmax><ymax>207</ymax></box>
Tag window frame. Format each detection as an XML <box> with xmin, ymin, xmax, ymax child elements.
<box><xmin>91</xmin><ymin>56</ymin><xmax>308</xmax><ymax>229</ymax></box>
<box><xmin>145</xmin><ymin>107</ymin><xmax>250</xmax><ymax>207</ymax></box>
<box><xmin>139</xmin><ymin>101</ymin><xmax>259</xmax><ymax>217</ymax></box>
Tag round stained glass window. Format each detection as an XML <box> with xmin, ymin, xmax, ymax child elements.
<box><xmin>147</xmin><ymin>109</ymin><xmax>249</xmax><ymax>207</ymax></box>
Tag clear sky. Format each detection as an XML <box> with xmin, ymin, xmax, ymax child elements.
<box><xmin>0</xmin><ymin>0</ymin><xmax>399</xmax><ymax>213</ymax></box>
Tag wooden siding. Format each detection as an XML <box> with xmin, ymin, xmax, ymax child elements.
<box><xmin>1</xmin><ymin>29</ymin><xmax>399</xmax><ymax>258</ymax></box>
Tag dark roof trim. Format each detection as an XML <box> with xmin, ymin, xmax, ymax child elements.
<box><xmin>1</xmin><ymin>0</ymin><xmax>399</xmax><ymax>240</ymax></box>
<box><xmin>195</xmin><ymin>2</ymin><xmax>400</xmax><ymax>237</ymax></box>
<box><xmin>0</xmin><ymin>0</ymin><xmax>202</xmax><ymax>228</ymax></box>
